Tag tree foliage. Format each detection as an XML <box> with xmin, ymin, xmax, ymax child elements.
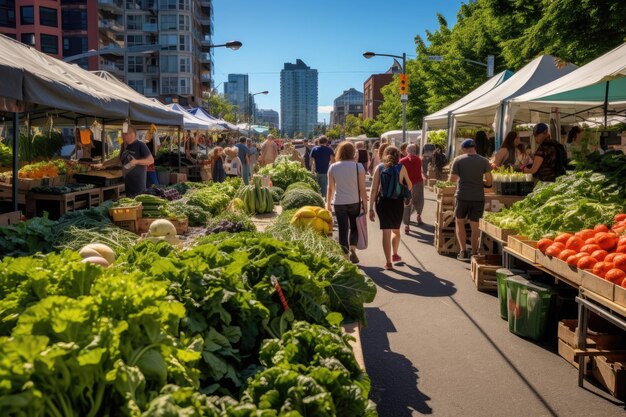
<box><xmin>373</xmin><ymin>0</ymin><xmax>626</xmax><ymax>132</ymax></box>
<box><xmin>203</xmin><ymin>93</ymin><xmax>238</xmax><ymax>123</ymax></box>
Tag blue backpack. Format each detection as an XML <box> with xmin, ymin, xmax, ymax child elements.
<box><xmin>378</xmin><ymin>164</ymin><xmax>410</xmax><ymax>200</ymax></box>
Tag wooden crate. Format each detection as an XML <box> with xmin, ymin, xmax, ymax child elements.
<box><xmin>593</xmin><ymin>355</ymin><xmax>626</xmax><ymax>400</ymax></box>
<box><xmin>114</xmin><ymin>220</ymin><xmax>138</xmax><ymax>233</ymax></box>
<box><xmin>170</xmin><ymin>173</ymin><xmax>188</xmax><ymax>184</ymax></box>
<box><xmin>434</xmin><ymin>185</ymin><xmax>456</xmax><ymax>198</ymax></box>
<box><xmin>481</xmin><ymin>232</ymin><xmax>500</xmax><ymax>255</ymax></box>
<box><xmin>558</xmin><ymin>339</ymin><xmax>587</xmax><ymax>371</ymax></box>
<box><xmin>435</xmin><ymin>232</ymin><xmax>458</xmax><ymax>255</ymax></box>
<box><xmin>109</xmin><ymin>204</ymin><xmax>143</xmax><ymax>222</ymax></box>
<box><xmin>137</xmin><ymin>217</ymin><xmax>189</xmax><ymax>235</ymax></box>
<box><xmin>470</xmin><ymin>254</ymin><xmax>502</xmax><ymax>292</ymax></box>
<box><xmin>507</xmin><ymin>235</ymin><xmax>529</xmax><ymax>254</ymax></box>
<box><xmin>558</xmin><ymin>319</ymin><xmax>626</xmax><ymax>350</ymax></box>
<box><xmin>581</xmin><ymin>270</ymin><xmax>615</xmax><ymax>301</ymax></box>
<box><xmin>0</xmin><ymin>211</ymin><xmax>21</xmax><ymax>226</ymax></box>
<box><xmin>615</xmin><ymin>286</ymin><xmax>626</xmax><ymax>309</ymax></box>
<box><xmin>535</xmin><ymin>249</ymin><xmax>582</xmax><ymax>286</ymax></box>
<box><xmin>520</xmin><ymin>241</ymin><xmax>538</xmax><ymax>264</ymax></box>
<box><xmin>436</xmin><ymin>209</ymin><xmax>456</xmax><ymax>231</ymax></box>
<box><xmin>479</xmin><ymin>218</ymin><xmax>516</xmax><ymax>242</ymax></box>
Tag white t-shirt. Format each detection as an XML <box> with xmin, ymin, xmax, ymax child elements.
<box><xmin>226</xmin><ymin>156</ymin><xmax>241</xmax><ymax>176</ymax></box>
<box><xmin>328</xmin><ymin>161</ymin><xmax>364</xmax><ymax>205</ymax></box>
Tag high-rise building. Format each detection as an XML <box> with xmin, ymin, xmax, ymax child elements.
<box><xmin>0</xmin><ymin>0</ymin><xmax>214</xmax><ymax>107</ymax></box>
<box><xmin>280</xmin><ymin>59</ymin><xmax>318</xmax><ymax>138</ymax></box>
<box><xmin>224</xmin><ymin>73</ymin><xmax>248</xmax><ymax>120</ymax></box>
<box><xmin>331</xmin><ymin>88</ymin><xmax>363</xmax><ymax>126</ymax></box>
<box><xmin>256</xmin><ymin>109</ymin><xmax>279</xmax><ymax>128</ymax></box>
<box><xmin>363</xmin><ymin>61</ymin><xmax>401</xmax><ymax>120</ymax></box>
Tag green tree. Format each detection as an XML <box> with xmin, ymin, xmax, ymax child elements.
<box><xmin>325</xmin><ymin>125</ymin><xmax>341</xmax><ymax>140</ymax></box>
<box><xmin>203</xmin><ymin>93</ymin><xmax>238</xmax><ymax>123</ymax></box>
<box><xmin>269</xmin><ymin>127</ymin><xmax>280</xmax><ymax>138</ymax></box>
<box><xmin>344</xmin><ymin>114</ymin><xmax>364</xmax><ymax>137</ymax></box>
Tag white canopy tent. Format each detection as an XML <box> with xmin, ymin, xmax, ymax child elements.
<box><xmin>188</xmin><ymin>107</ymin><xmax>239</xmax><ymax>131</ymax></box>
<box><xmin>451</xmin><ymin>55</ymin><xmax>578</xmax><ymax>152</ymax></box>
<box><xmin>165</xmin><ymin>103</ymin><xmax>221</xmax><ymax>130</ymax></box>
<box><xmin>508</xmin><ymin>42</ymin><xmax>626</xmax><ymax>128</ymax></box>
<box><xmin>380</xmin><ymin>130</ymin><xmax>422</xmax><ymax>147</ymax></box>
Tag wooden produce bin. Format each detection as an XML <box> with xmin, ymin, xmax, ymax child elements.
<box><xmin>170</xmin><ymin>173</ymin><xmax>188</xmax><ymax>184</ymax></box>
<box><xmin>109</xmin><ymin>204</ymin><xmax>143</xmax><ymax>222</ymax></box>
<box><xmin>479</xmin><ymin>218</ymin><xmax>516</xmax><ymax>243</ymax></box>
<box><xmin>593</xmin><ymin>356</ymin><xmax>626</xmax><ymax>400</ymax></box>
<box><xmin>580</xmin><ymin>270</ymin><xmax>615</xmax><ymax>302</ymax></box>
<box><xmin>535</xmin><ymin>249</ymin><xmax>582</xmax><ymax>286</ymax></box>
<box><xmin>470</xmin><ymin>254</ymin><xmax>502</xmax><ymax>292</ymax></box>
<box><xmin>0</xmin><ymin>211</ymin><xmax>21</xmax><ymax>226</ymax></box>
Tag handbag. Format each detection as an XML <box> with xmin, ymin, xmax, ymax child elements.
<box><xmin>355</xmin><ymin>163</ymin><xmax>368</xmax><ymax>250</ymax></box>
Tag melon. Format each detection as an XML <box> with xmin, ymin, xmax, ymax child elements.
<box><xmin>80</xmin><ymin>243</ymin><xmax>116</xmax><ymax>264</ymax></box>
<box><xmin>79</xmin><ymin>247</ymin><xmax>101</xmax><ymax>259</ymax></box>
<box><xmin>81</xmin><ymin>256</ymin><xmax>110</xmax><ymax>268</ymax></box>
<box><xmin>149</xmin><ymin>219</ymin><xmax>177</xmax><ymax>237</ymax></box>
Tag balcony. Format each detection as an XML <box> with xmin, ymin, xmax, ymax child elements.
<box><xmin>200</xmin><ymin>73</ymin><xmax>211</xmax><ymax>83</ymax></box>
<box><xmin>143</xmin><ymin>87</ymin><xmax>159</xmax><ymax>97</ymax></box>
<box><xmin>145</xmin><ymin>65</ymin><xmax>159</xmax><ymax>74</ymax></box>
<box><xmin>200</xmin><ymin>18</ymin><xmax>211</xmax><ymax>28</ymax></box>
<box><xmin>99</xmin><ymin>19</ymin><xmax>124</xmax><ymax>33</ymax></box>
<box><xmin>98</xmin><ymin>0</ymin><xmax>123</xmax><ymax>14</ymax></box>
<box><xmin>143</xmin><ymin>23</ymin><xmax>157</xmax><ymax>32</ymax></box>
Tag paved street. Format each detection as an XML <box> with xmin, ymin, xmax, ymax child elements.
<box><xmin>358</xmin><ymin>189</ymin><xmax>626</xmax><ymax>417</ymax></box>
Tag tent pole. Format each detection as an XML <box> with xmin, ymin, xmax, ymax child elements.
<box><xmin>603</xmin><ymin>81</ymin><xmax>609</xmax><ymax>128</ymax></box>
<box><xmin>177</xmin><ymin>128</ymin><xmax>181</xmax><ymax>172</ymax></box>
<box><xmin>11</xmin><ymin>112</ymin><xmax>18</xmax><ymax>213</ymax></box>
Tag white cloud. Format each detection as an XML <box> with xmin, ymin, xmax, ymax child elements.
<box><xmin>318</xmin><ymin>105</ymin><xmax>333</xmax><ymax>113</ymax></box>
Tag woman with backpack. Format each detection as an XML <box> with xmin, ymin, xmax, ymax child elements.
<box><xmin>326</xmin><ymin>142</ymin><xmax>368</xmax><ymax>263</ymax></box>
<box><xmin>369</xmin><ymin>145</ymin><xmax>412</xmax><ymax>270</ymax></box>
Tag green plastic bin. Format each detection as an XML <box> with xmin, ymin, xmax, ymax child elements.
<box><xmin>496</xmin><ymin>268</ymin><xmax>525</xmax><ymax>320</ymax></box>
<box><xmin>506</xmin><ymin>276</ymin><xmax>554</xmax><ymax>340</ymax></box>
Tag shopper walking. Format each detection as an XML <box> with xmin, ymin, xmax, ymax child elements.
<box><xmin>310</xmin><ymin>135</ymin><xmax>335</xmax><ymax>199</ymax></box>
<box><xmin>211</xmin><ymin>147</ymin><xmax>226</xmax><ymax>183</ymax></box>
<box><xmin>234</xmin><ymin>137</ymin><xmax>250</xmax><ymax>185</ymax></box>
<box><xmin>326</xmin><ymin>142</ymin><xmax>368</xmax><ymax>263</ymax></box>
<box><xmin>369</xmin><ymin>145</ymin><xmax>412</xmax><ymax>270</ymax></box>
<box><xmin>356</xmin><ymin>141</ymin><xmax>370</xmax><ymax>173</ymax></box>
<box><xmin>247</xmin><ymin>139</ymin><xmax>258</xmax><ymax>177</ymax></box>
<box><xmin>369</xmin><ymin>141</ymin><xmax>381</xmax><ymax>174</ymax></box>
<box><xmin>449</xmin><ymin>139</ymin><xmax>493</xmax><ymax>261</ymax></box>
<box><xmin>400</xmin><ymin>144</ymin><xmax>424</xmax><ymax>233</ymax></box>
<box><xmin>259</xmin><ymin>134</ymin><xmax>279</xmax><ymax>167</ymax></box>
<box><xmin>224</xmin><ymin>147</ymin><xmax>242</xmax><ymax>179</ymax></box>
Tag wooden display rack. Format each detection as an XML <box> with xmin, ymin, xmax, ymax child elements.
<box><xmin>26</xmin><ymin>188</ymin><xmax>102</xmax><ymax>219</ymax></box>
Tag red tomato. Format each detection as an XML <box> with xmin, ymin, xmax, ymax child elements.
<box><xmin>614</xmin><ymin>254</ymin><xmax>626</xmax><ymax>273</ymax></box>
<box><xmin>594</xmin><ymin>224</ymin><xmax>609</xmax><ymax>234</ymax></box>
<box><xmin>596</xmin><ymin>232</ymin><xmax>619</xmax><ymax>251</ymax></box>
<box><xmin>580</xmin><ymin>244</ymin><xmax>601</xmax><ymax>254</ymax></box>
<box><xmin>591</xmin><ymin>249</ymin><xmax>608</xmax><ymax>262</ymax></box>
<box><xmin>565</xmin><ymin>236</ymin><xmax>585</xmax><ymax>252</ymax></box>
<box><xmin>576</xmin><ymin>229</ymin><xmax>596</xmax><ymax>241</ymax></box>
<box><xmin>577</xmin><ymin>256</ymin><xmax>598</xmax><ymax>270</ymax></box>
<box><xmin>554</xmin><ymin>233</ymin><xmax>574</xmax><ymax>245</ymax></box>
<box><xmin>605</xmin><ymin>269</ymin><xmax>626</xmax><ymax>284</ymax></box>
<box><xmin>558</xmin><ymin>249</ymin><xmax>577</xmax><ymax>261</ymax></box>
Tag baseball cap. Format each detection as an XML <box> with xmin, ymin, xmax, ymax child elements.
<box><xmin>461</xmin><ymin>139</ymin><xmax>476</xmax><ymax>149</ymax></box>
<box><xmin>533</xmin><ymin>123</ymin><xmax>548</xmax><ymax>135</ymax></box>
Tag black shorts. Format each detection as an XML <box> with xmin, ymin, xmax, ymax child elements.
<box><xmin>455</xmin><ymin>199</ymin><xmax>485</xmax><ymax>222</ymax></box>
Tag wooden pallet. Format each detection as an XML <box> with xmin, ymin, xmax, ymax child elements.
<box><xmin>470</xmin><ymin>255</ymin><xmax>502</xmax><ymax>292</ymax></box>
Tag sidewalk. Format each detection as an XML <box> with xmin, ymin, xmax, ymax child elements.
<box><xmin>359</xmin><ymin>189</ymin><xmax>625</xmax><ymax>417</ymax></box>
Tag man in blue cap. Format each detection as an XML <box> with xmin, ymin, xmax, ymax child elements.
<box><xmin>449</xmin><ymin>139</ymin><xmax>493</xmax><ymax>261</ymax></box>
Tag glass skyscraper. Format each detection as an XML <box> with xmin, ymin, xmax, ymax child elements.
<box><xmin>280</xmin><ymin>59</ymin><xmax>318</xmax><ymax>138</ymax></box>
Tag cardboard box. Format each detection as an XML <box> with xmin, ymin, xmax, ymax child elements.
<box><xmin>0</xmin><ymin>211</ymin><xmax>21</xmax><ymax>226</ymax></box>
<box><xmin>592</xmin><ymin>355</ymin><xmax>626</xmax><ymax>400</ymax></box>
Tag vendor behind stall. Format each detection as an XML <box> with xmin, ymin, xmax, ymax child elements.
<box><xmin>95</xmin><ymin>125</ymin><xmax>154</xmax><ymax>197</ymax></box>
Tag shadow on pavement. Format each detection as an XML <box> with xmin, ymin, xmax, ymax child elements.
<box><xmin>362</xmin><ymin>307</ymin><xmax>433</xmax><ymax>416</ymax></box>
<box><xmin>361</xmin><ymin>265</ymin><xmax>456</xmax><ymax>298</ymax></box>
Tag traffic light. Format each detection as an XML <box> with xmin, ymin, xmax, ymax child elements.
<box><xmin>399</xmin><ymin>74</ymin><xmax>408</xmax><ymax>94</ymax></box>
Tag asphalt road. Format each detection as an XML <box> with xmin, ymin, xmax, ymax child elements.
<box><xmin>356</xmin><ymin>188</ymin><xmax>626</xmax><ymax>417</ymax></box>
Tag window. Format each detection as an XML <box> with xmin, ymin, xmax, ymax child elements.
<box><xmin>127</xmin><ymin>55</ymin><xmax>143</xmax><ymax>73</ymax></box>
<box><xmin>160</xmin><ymin>55</ymin><xmax>177</xmax><ymax>72</ymax></box>
<box><xmin>178</xmin><ymin>35</ymin><xmax>189</xmax><ymax>52</ymax></box>
<box><xmin>159</xmin><ymin>14</ymin><xmax>176</xmax><ymax>31</ymax></box>
<box><xmin>40</xmin><ymin>7</ymin><xmax>58</xmax><ymax>27</ymax></box>
<box><xmin>179</xmin><ymin>56</ymin><xmax>190</xmax><ymax>73</ymax></box>
<box><xmin>159</xmin><ymin>0</ymin><xmax>176</xmax><ymax>10</ymax></box>
<box><xmin>126</xmin><ymin>14</ymin><xmax>142</xmax><ymax>30</ymax></box>
<box><xmin>21</xmin><ymin>33</ymin><xmax>35</xmax><ymax>46</ymax></box>
<box><xmin>20</xmin><ymin>5</ymin><xmax>33</xmax><ymax>25</ymax></box>
<box><xmin>40</xmin><ymin>34</ymin><xmax>58</xmax><ymax>54</ymax></box>
<box><xmin>179</xmin><ymin>77</ymin><xmax>190</xmax><ymax>94</ymax></box>
<box><xmin>62</xmin><ymin>10</ymin><xmax>87</xmax><ymax>30</ymax></box>
<box><xmin>126</xmin><ymin>34</ymin><xmax>144</xmax><ymax>46</ymax></box>
<box><xmin>178</xmin><ymin>14</ymin><xmax>188</xmax><ymax>31</ymax></box>
<box><xmin>158</xmin><ymin>34</ymin><xmax>176</xmax><ymax>50</ymax></box>
<box><xmin>128</xmin><ymin>79</ymin><xmax>144</xmax><ymax>94</ymax></box>
<box><xmin>161</xmin><ymin>76</ymin><xmax>178</xmax><ymax>94</ymax></box>
<box><xmin>0</xmin><ymin>0</ymin><xmax>16</xmax><ymax>28</ymax></box>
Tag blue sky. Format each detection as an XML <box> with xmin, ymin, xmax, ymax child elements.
<box><xmin>212</xmin><ymin>0</ymin><xmax>465</xmax><ymax>124</ymax></box>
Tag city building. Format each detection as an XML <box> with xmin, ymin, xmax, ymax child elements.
<box><xmin>224</xmin><ymin>74</ymin><xmax>249</xmax><ymax>121</ymax></box>
<box><xmin>0</xmin><ymin>0</ymin><xmax>214</xmax><ymax>107</ymax></box>
<box><xmin>363</xmin><ymin>60</ymin><xmax>402</xmax><ymax>120</ymax></box>
<box><xmin>330</xmin><ymin>88</ymin><xmax>363</xmax><ymax>126</ymax></box>
<box><xmin>280</xmin><ymin>59</ymin><xmax>318</xmax><ymax>138</ymax></box>
<box><xmin>256</xmin><ymin>109</ymin><xmax>279</xmax><ymax>128</ymax></box>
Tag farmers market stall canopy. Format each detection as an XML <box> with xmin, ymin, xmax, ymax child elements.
<box><xmin>422</xmin><ymin>70</ymin><xmax>513</xmax><ymax>130</ymax></box>
<box><xmin>509</xmin><ymin>42</ymin><xmax>626</xmax><ymax>124</ymax></box>
<box><xmin>380</xmin><ymin>130</ymin><xmax>422</xmax><ymax>145</ymax></box>
<box><xmin>0</xmin><ymin>34</ymin><xmax>183</xmax><ymax>125</ymax></box>
<box><xmin>189</xmin><ymin>107</ymin><xmax>240</xmax><ymax>131</ymax></box>
<box><xmin>166</xmin><ymin>103</ymin><xmax>224</xmax><ymax>130</ymax></box>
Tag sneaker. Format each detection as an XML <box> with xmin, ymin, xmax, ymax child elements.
<box><xmin>349</xmin><ymin>250</ymin><xmax>360</xmax><ymax>264</ymax></box>
<box><xmin>457</xmin><ymin>250</ymin><xmax>469</xmax><ymax>261</ymax></box>
<box><xmin>392</xmin><ymin>254</ymin><xmax>402</xmax><ymax>263</ymax></box>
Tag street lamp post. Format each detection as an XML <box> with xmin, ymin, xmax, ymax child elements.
<box><xmin>363</xmin><ymin>51</ymin><xmax>407</xmax><ymax>144</ymax></box>
<box><xmin>249</xmin><ymin>91</ymin><xmax>269</xmax><ymax>137</ymax></box>
<box><xmin>426</xmin><ymin>54</ymin><xmax>494</xmax><ymax>77</ymax></box>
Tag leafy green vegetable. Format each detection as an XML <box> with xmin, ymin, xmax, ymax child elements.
<box><xmin>280</xmin><ymin>189</ymin><xmax>324</xmax><ymax>210</ymax></box>
<box><xmin>259</xmin><ymin>159</ymin><xmax>318</xmax><ymax>191</ymax></box>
